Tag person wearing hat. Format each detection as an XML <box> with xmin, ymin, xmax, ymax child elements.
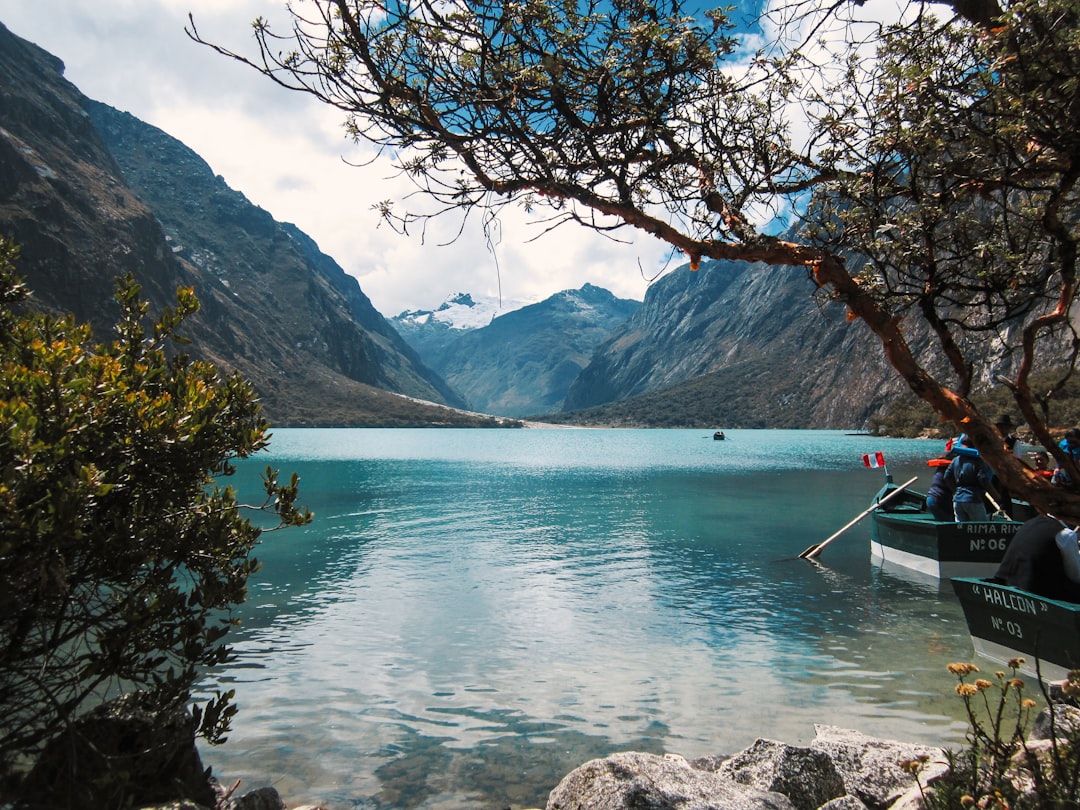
<box><xmin>994</xmin><ymin>414</ymin><xmax>1023</xmax><ymax>517</ymax></box>
<box><xmin>995</xmin><ymin>414</ymin><xmax>1024</xmax><ymax>459</ymax></box>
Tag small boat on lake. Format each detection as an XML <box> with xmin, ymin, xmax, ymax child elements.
<box><xmin>713</xmin><ymin>431</ymin><xmax>726</xmax><ymax>440</ymax></box>
<box><xmin>951</xmin><ymin>576</ymin><xmax>1080</xmax><ymax>681</ymax></box>
<box><xmin>869</xmin><ymin>475</ymin><xmax>1022</xmax><ymax>579</ymax></box>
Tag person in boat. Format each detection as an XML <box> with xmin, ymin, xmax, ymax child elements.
<box><xmin>925</xmin><ymin>460</ymin><xmax>956</xmax><ymax>521</ymax></box>
<box><xmin>992</xmin><ymin>515</ymin><xmax>1080</xmax><ymax>603</ymax></box>
<box><xmin>994</xmin><ymin>414</ymin><xmax>1023</xmax><ymax>518</ymax></box>
<box><xmin>943</xmin><ymin>434</ymin><xmax>1002</xmax><ymax>522</ymax></box>
<box><xmin>1032</xmin><ymin>450</ymin><xmax>1054</xmax><ymax>479</ymax></box>
<box><xmin>996</xmin><ymin>414</ymin><xmax>1024</xmax><ymax>459</ymax></box>
<box><xmin>1052</xmin><ymin>429</ymin><xmax>1080</xmax><ymax>489</ymax></box>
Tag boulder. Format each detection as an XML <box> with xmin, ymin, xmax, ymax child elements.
<box><xmin>808</xmin><ymin>726</ymin><xmax>947</xmax><ymax>809</ymax></box>
<box><xmin>546</xmin><ymin>751</ymin><xmax>796</xmax><ymax>810</ymax></box>
<box><xmin>19</xmin><ymin>691</ymin><xmax>215</xmax><ymax>810</ymax></box>
<box><xmin>817</xmin><ymin>797</ymin><xmax>868</xmax><ymax>810</ymax></box>
<box><xmin>231</xmin><ymin>786</ymin><xmax>286</xmax><ymax>810</ymax></box>
<box><xmin>1032</xmin><ymin>703</ymin><xmax>1080</xmax><ymax>740</ymax></box>
<box><xmin>715</xmin><ymin>738</ymin><xmax>846</xmax><ymax>810</ymax></box>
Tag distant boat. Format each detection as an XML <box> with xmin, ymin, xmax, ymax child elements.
<box><xmin>951</xmin><ymin>576</ymin><xmax>1080</xmax><ymax>681</ymax></box>
<box><xmin>713</xmin><ymin>431</ymin><xmax>726</xmax><ymax>441</ymax></box>
<box><xmin>869</xmin><ymin>476</ymin><xmax>1022</xmax><ymax>579</ymax></box>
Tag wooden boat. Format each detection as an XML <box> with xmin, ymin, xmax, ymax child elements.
<box><xmin>869</xmin><ymin>476</ymin><xmax>1022</xmax><ymax>579</ymax></box>
<box><xmin>951</xmin><ymin>576</ymin><xmax>1080</xmax><ymax>681</ymax></box>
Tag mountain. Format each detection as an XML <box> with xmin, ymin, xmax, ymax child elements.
<box><xmin>397</xmin><ymin>284</ymin><xmax>641</xmax><ymax>417</ymax></box>
<box><xmin>0</xmin><ymin>22</ymin><xmax>513</xmax><ymax>428</ymax></box>
<box><xmin>395</xmin><ymin>291</ymin><xmax>535</xmax><ymax>330</ymax></box>
<box><xmin>558</xmin><ymin>259</ymin><xmax>907</xmax><ymax>428</ymax></box>
<box><xmin>390</xmin><ymin>291</ymin><xmax>534</xmax><ymax>361</ymax></box>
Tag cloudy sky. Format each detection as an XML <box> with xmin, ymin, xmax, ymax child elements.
<box><xmin>0</xmin><ymin>1</ymin><xmax>709</xmax><ymax>317</ymax></box>
<box><xmin>1</xmin><ymin>1</ymin><xmax>916</xmax><ymax>317</ymax></box>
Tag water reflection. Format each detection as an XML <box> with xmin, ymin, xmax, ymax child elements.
<box><xmin>202</xmin><ymin>430</ymin><xmax>976</xmax><ymax>808</ymax></box>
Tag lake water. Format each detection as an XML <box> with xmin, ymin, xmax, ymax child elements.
<box><xmin>201</xmin><ymin>428</ymin><xmax>980</xmax><ymax>809</ymax></box>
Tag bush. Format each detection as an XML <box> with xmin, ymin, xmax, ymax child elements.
<box><xmin>914</xmin><ymin>661</ymin><xmax>1080</xmax><ymax>809</ymax></box>
<box><xmin>0</xmin><ymin>238</ymin><xmax>312</xmax><ymax>800</ymax></box>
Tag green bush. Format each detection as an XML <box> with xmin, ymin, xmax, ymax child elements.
<box><xmin>914</xmin><ymin>661</ymin><xmax>1080</xmax><ymax>809</ymax></box>
<box><xmin>0</xmin><ymin>239</ymin><xmax>312</xmax><ymax>798</ymax></box>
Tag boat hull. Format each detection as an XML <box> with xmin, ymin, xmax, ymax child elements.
<box><xmin>951</xmin><ymin>577</ymin><xmax>1080</xmax><ymax>681</ymax></box>
<box><xmin>871</xmin><ymin>512</ymin><xmax>1020</xmax><ymax>579</ymax></box>
<box><xmin>868</xmin><ymin>482</ymin><xmax>1021</xmax><ymax>579</ymax></box>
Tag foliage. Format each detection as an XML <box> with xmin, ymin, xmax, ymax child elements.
<box><xmin>188</xmin><ymin>0</ymin><xmax>1080</xmax><ymax>519</ymax></box>
<box><xmin>872</xmin><ymin>372</ymin><xmax>1080</xmax><ymax>440</ymax></box>
<box><xmin>914</xmin><ymin>662</ymin><xmax>1080</xmax><ymax>809</ymax></box>
<box><xmin>0</xmin><ymin>238</ymin><xmax>312</xmax><ymax>795</ymax></box>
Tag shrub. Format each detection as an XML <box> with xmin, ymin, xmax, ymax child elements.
<box><xmin>915</xmin><ymin>661</ymin><xmax>1080</xmax><ymax>809</ymax></box>
<box><xmin>0</xmin><ymin>238</ymin><xmax>312</xmax><ymax>799</ymax></box>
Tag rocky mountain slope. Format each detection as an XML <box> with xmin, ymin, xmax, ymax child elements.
<box><xmin>0</xmin><ymin>22</ymin><xmax>509</xmax><ymax>427</ymax></box>
<box><xmin>560</xmin><ymin>259</ymin><xmax>908</xmax><ymax>428</ymax></box>
<box><xmin>398</xmin><ymin>284</ymin><xmax>640</xmax><ymax>416</ymax></box>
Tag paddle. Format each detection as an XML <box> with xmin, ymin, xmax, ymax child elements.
<box><xmin>798</xmin><ymin>476</ymin><xmax>919</xmax><ymax>560</ymax></box>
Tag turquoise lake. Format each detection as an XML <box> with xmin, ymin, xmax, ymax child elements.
<box><xmin>202</xmin><ymin>428</ymin><xmax>982</xmax><ymax>809</ymax></box>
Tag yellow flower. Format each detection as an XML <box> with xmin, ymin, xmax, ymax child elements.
<box><xmin>948</xmin><ymin>662</ymin><xmax>979</xmax><ymax>676</ymax></box>
<box><xmin>961</xmin><ymin>797</ymin><xmax>975</xmax><ymax>807</ymax></box>
<box><xmin>974</xmin><ymin>679</ymin><xmax>993</xmax><ymax>691</ymax></box>
<box><xmin>1007</xmin><ymin>657</ymin><xmax>1026</xmax><ymax>669</ymax></box>
<box><xmin>1010</xmin><ymin>679</ymin><xmax>1024</xmax><ymax>690</ymax></box>
<box><xmin>1022</xmin><ymin>699</ymin><xmax>1037</xmax><ymax>708</ymax></box>
<box><xmin>899</xmin><ymin>759</ymin><xmax>921</xmax><ymax>774</ymax></box>
<box><xmin>957</xmin><ymin>683</ymin><xmax>980</xmax><ymax>696</ymax></box>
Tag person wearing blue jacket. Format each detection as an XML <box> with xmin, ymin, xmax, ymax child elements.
<box><xmin>925</xmin><ymin>463</ymin><xmax>955</xmax><ymax>521</ymax></box>
<box><xmin>1052</xmin><ymin>428</ymin><xmax>1080</xmax><ymax>488</ymax></box>
<box><xmin>943</xmin><ymin>435</ymin><xmax>1001</xmax><ymax>521</ymax></box>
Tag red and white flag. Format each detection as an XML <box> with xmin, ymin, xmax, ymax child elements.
<box><xmin>863</xmin><ymin>452</ymin><xmax>886</xmax><ymax>469</ymax></box>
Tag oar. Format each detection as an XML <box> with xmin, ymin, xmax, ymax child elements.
<box><xmin>798</xmin><ymin>476</ymin><xmax>918</xmax><ymax>560</ymax></box>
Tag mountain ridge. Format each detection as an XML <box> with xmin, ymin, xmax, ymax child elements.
<box><xmin>0</xmin><ymin>21</ymin><xmax>519</xmax><ymax>427</ymax></box>
<box><xmin>395</xmin><ymin>283</ymin><xmax>641</xmax><ymax>416</ymax></box>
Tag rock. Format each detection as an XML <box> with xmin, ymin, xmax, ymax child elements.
<box><xmin>19</xmin><ymin>691</ymin><xmax>215</xmax><ymax>810</ymax></box>
<box><xmin>809</xmin><ymin>726</ymin><xmax>948</xmax><ymax>809</ymax></box>
<box><xmin>232</xmin><ymin>786</ymin><xmax>286</xmax><ymax>810</ymax></box>
<box><xmin>716</xmin><ymin>738</ymin><xmax>846</xmax><ymax>810</ymax></box>
<box><xmin>817</xmin><ymin>796</ymin><xmax>868</xmax><ymax>810</ymax></box>
<box><xmin>885</xmin><ymin>782</ymin><xmax>929</xmax><ymax>810</ymax></box>
<box><xmin>545</xmin><ymin>751</ymin><xmax>796</xmax><ymax>810</ymax></box>
<box><xmin>1032</xmin><ymin>703</ymin><xmax>1080</xmax><ymax>739</ymax></box>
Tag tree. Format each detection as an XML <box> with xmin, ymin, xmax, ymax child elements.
<box><xmin>189</xmin><ymin>0</ymin><xmax>1080</xmax><ymax>518</ymax></box>
<box><xmin>0</xmin><ymin>238</ymin><xmax>312</xmax><ymax>798</ymax></box>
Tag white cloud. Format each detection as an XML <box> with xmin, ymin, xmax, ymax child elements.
<box><xmin>0</xmin><ymin>1</ymin><xmax>672</xmax><ymax>316</ymax></box>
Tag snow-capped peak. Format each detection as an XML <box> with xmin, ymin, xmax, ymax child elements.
<box><xmin>394</xmin><ymin>292</ymin><xmax>534</xmax><ymax>331</ymax></box>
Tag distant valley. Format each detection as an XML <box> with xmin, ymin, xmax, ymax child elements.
<box><xmin>391</xmin><ymin>286</ymin><xmax>640</xmax><ymax>417</ymax></box>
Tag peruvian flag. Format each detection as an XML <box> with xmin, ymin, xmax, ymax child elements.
<box><xmin>863</xmin><ymin>452</ymin><xmax>886</xmax><ymax>469</ymax></box>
